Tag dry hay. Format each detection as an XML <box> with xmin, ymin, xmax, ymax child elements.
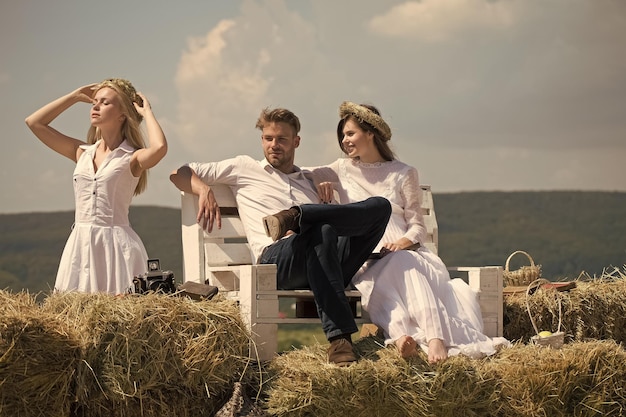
<box><xmin>0</xmin><ymin>290</ymin><xmax>81</xmax><ymax>417</ymax></box>
<box><xmin>0</xmin><ymin>291</ymin><xmax>255</xmax><ymax>417</ymax></box>
<box><xmin>265</xmin><ymin>337</ymin><xmax>626</xmax><ymax>417</ymax></box>
<box><xmin>37</xmin><ymin>292</ymin><xmax>254</xmax><ymax>417</ymax></box>
<box><xmin>483</xmin><ymin>340</ymin><xmax>626</xmax><ymax>417</ymax></box>
<box><xmin>504</xmin><ymin>266</ymin><xmax>626</xmax><ymax>344</ymax></box>
<box><xmin>0</xmin><ymin>289</ymin><xmax>38</xmax><ymax>314</ymax></box>
<box><xmin>264</xmin><ymin>337</ymin><xmax>499</xmax><ymax>417</ymax></box>
<box><xmin>4</xmin><ymin>266</ymin><xmax>626</xmax><ymax>417</ymax></box>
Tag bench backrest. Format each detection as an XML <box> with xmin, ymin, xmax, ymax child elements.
<box><xmin>181</xmin><ymin>184</ymin><xmax>438</xmax><ymax>283</ymax></box>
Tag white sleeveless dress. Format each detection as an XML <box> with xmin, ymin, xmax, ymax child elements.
<box><xmin>54</xmin><ymin>140</ymin><xmax>148</xmax><ymax>295</ymax></box>
<box><xmin>311</xmin><ymin>158</ymin><xmax>509</xmax><ymax>358</ymax></box>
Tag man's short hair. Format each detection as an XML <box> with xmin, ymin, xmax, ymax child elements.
<box><xmin>255</xmin><ymin>108</ymin><xmax>301</xmax><ymax>135</ymax></box>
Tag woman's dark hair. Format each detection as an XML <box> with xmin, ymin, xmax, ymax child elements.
<box><xmin>336</xmin><ymin>104</ymin><xmax>395</xmax><ymax>161</ymax></box>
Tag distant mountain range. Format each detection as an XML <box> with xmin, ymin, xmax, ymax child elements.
<box><xmin>1</xmin><ymin>191</ymin><xmax>625</xmax><ymax>293</ymax></box>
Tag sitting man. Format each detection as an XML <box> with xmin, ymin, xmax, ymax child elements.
<box><xmin>170</xmin><ymin>107</ymin><xmax>391</xmax><ymax>366</ymax></box>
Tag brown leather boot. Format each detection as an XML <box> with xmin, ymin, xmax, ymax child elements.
<box><xmin>262</xmin><ymin>207</ymin><xmax>300</xmax><ymax>241</ymax></box>
<box><xmin>327</xmin><ymin>338</ymin><xmax>357</xmax><ymax>366</ymax></box>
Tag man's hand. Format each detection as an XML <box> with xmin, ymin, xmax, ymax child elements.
<box><xmin>197</xmin><ymin>185</ymin><xmax>221</xmax><ymax>233</ymax></box>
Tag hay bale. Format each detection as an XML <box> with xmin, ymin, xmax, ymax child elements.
<box><xmin>0</xmin><ymin>291</ymin><xmax>81</xmax><ymax>417</ymax></box>
<box><xmin>40</xmin><ymin>292</ymin><xmax>253</xmax><ymax>417</ymax></box>
<box><xmin>265</xmin><ymin>337</ymin><xmax>626</xmax><ymax>417</ymax></box>
<box><xmin>504</xmin><ymin>269</ymin><xmax>626</xmax><ymax>344</ymax></box>
<box><xmin>482</xmin><ymin>340</ymin><xmax>626</xmax><ymax>417</ymax></box>
<box><xmin>265</xmin><ymin>337</ymin><xmax>500</xmax><ymax>417</ymax></box>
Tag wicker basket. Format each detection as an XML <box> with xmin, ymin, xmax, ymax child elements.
<box><xmin>504</xmin><ymin>250</ymin><xmax>542</xmax><ymax>287</ymax></box>
<box><xmin>526</xmin><ymin>279</ymin><xmax>565</xmax><ymax>349</ymax></box>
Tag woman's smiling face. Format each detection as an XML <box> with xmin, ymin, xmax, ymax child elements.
<box><xmin>341</xmin><ymin>118</ymin><xmax>374</xmax><ymax>159</ymax></box>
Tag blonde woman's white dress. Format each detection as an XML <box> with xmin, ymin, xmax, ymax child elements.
<box><xmin>54</xmin><ymin>140</ymin><xmax>148</xmax><ymax>295</ymax></box>
<box><xmin>310</xmin><ymin>158</ymin><xmax>509</xmax><ymax>358</ymax></box>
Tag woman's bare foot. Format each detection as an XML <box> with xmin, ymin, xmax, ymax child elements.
<box><xmin>395</xmin><ymin>335</ymin><xmax>419</xmax><ymax>358</ymax></box>
<box><xmin>428</xmin><ymin>338</ymin><xmax>448</xmax><ymax>364</ymax></box>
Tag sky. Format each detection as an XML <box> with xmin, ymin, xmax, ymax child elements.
<box><xmin>1</xmin><ymin>0</ymin><xmax>625</xmax><ymax>213</ymax></box>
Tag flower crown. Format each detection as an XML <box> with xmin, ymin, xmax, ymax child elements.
<box><xmin>339</xmin><ymin>101</ymin><xmax>392</xmax><ymax>142</ymax></box>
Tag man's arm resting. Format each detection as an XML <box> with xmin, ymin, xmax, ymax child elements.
<box><xmin>170</xmin><ymin>165</ymin><xmax>222</xmax><ymax>232</ymax></box>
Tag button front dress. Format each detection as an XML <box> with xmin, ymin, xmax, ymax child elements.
<box><xmin>53</xmin><ymin>140</ymin><xmax>148</xmax><ymax>294</ymax></box>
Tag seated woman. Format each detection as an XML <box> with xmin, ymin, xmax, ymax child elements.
<box><xmin>310</xmin><ymin>101</ymin><xmax>509</xmax><ymax>363</ymax></box>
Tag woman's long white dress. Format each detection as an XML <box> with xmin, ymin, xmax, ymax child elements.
<box><xmin>54</xmin><ymin>140</ymin><xmax>148</xmax><ymax>295</ymax></box>
<box><xmin>311</xmin><ymin>158</ymin><xmax>509</xmax><ymax>358</ymax></box>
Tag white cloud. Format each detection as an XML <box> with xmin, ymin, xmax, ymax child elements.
<box><xmin>174</xmin><ymin>17</ymin><xmax>270</xmax><ymax>155</ymax></box>
<box><xmin>163</xmin><ymin>0</ymin><xmax>626</xmax><ymax>193</ymax></box>
<box><xmin>368</xmin><ymin>0</ymin><xmax>514</xmax><ymax>41</ymax></box>
<box><xmin>171</xmin><ymin>0</ymin><xmax>351</xmax><ymax>166</ymax></box>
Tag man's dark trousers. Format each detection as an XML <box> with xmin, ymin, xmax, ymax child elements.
<box><xmin>259</xmin><ymin>196</ymin><xmax>391</xmax><ymax>339</ymax></box>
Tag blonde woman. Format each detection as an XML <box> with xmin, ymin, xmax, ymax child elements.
<box><xmin>311</xmin><ymin>102</ymin><xmax>509</xmax><ymax>363</ymax></box>
<box><xmin>25</xmin><ymin>78</ymin><xmax>167</xmax><ymax>294</ymax></box>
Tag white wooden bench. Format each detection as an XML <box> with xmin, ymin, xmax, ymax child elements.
<box><xmin>180</xmin><ymin>184</ymin><xmax>503</xmax><ymax>361</ymax></box>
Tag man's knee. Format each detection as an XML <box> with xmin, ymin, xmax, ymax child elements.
<box><xmin>320</xmin><ymin>223</ymin><xmax>338</xmax><ymax>241</ymax></box>
<box><xmin>368</xmin><ymin>196</ymin><xmax>391</xmax><ymax>218</ymax></box>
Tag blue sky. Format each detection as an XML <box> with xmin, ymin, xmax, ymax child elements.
<box><xmin>1</xmin><ymin>0</ymin><xmax>625</xmax><ymax>213</ymax></box>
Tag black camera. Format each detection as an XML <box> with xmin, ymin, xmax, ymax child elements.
<box><xmin>132</xmin><ymin>258</ymin><xmax>176</xmax><ymax>294</ymax></box>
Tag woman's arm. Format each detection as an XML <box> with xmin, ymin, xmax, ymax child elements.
<box><xmin>400</xmin><ymin>167</ymin><xmax>427</xmax><ymax>244</ymax></box>
<box><xmin>384</xmin><ymin>166</ymin><xmax>427</xmax><ymax>251</ymax></box>
<box><xmin>131</xmin><ymin>92</ymin><xmax>167</xmax><ymax>175</ymax></box>
<box><xmin>24</xmin><ymin>84</ymin><xmax>96</xmax><ymax>162</ymax></box>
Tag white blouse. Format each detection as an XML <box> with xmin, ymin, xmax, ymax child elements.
<box><xmin>309</xmin><ymin>158</ymin><xmax>427</xmax><ymax>248</ymax></box>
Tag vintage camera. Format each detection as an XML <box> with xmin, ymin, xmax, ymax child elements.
<box><xmin>132</xmin><ymin>258</ymin><xmax>176</xmax><ymax>294</ymax></box>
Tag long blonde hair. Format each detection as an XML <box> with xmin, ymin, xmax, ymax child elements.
<box><xmin>86</xmin><ymin>78</ymin><xmax>148</xmax><ymax>195</ymax></box>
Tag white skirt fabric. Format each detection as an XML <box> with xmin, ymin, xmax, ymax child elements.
<box><xmin>54</xmin><ymin>223</ymin><xmax>148</xmax><ymax>295</ymax></box>
<box><xmin>353</xmin><ymin>248</ymin><xmax>510</xmax><ymax>358</ymax></box>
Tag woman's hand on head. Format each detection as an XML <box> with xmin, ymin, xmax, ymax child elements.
<box><xmin>74</xmin><ymin>84</ymin><xmax>98</xmax><ymax>104</ymax></box>
<box><xmin>133</xmin><ymin>92</ymin><xmax>151</xmax><ymax>117</ymax></box>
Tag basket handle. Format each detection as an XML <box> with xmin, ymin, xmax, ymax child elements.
<box><xmin>505</xmin><ymin>250</ymin><xmax>536</xmax><ymax>272</ymax></box>
<box><xmin>525</xmin><ymin>278</ymin><xmax>562</xmax><ymax>335</ymax></box>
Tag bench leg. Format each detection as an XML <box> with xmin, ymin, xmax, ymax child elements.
<box><xmin>239</xmin><ymin>265</ymin><xmax>278</xmax><ymax>361</ymax></box>
<box><xmin>461</xmin><ymin>266</ymin><xmax>504</xmax><ymax>338</ymax></box>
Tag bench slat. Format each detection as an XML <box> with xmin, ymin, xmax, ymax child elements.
<box><xmin>204</xmin><ymin>242</ymin><xmax>252</xmax><ymax>266</ymax></box>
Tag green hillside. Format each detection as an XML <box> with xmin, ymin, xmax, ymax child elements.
<box><xmin>434</xmin><ymin>191</ymin><xmax>626</xmax><ymax>279</ymax></box>
<box><xmin>1</xmin><ymin>191</ymin><xmax>625</xmax><ymax>293</ymax></box>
